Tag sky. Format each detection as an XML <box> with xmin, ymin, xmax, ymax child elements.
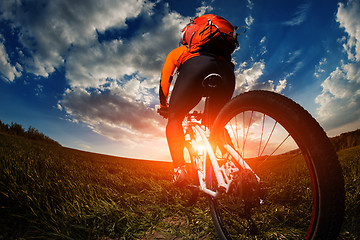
<box><xmin>0</xmin><ymin>0</ymin><xmax>359</xmax><ymax>161</ymax></box>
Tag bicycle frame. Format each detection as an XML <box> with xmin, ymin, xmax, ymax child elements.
<box><xmin>175</xmin><ymin>90</ymin><xmax>345</xmax><ymax>239</ymax></box>
<box><xmin>184</xmin><ymin>114</ymin><xmax>260</xmax><ymax>198</ymax></box>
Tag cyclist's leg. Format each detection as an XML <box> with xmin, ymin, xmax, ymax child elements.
<box><xmin>206</xmin><ymin>58</ymin><xmax>235</xmax><ymax>126</ymax></box>
<box><xmin>166</xmin><ymin>55</ymin><xmax>235</xmax><ymax>168</ymax></box>
<box><xmin>166</xmin><ymin>59</ymin><xmax>203</xmax><ymax>168</ymax></box>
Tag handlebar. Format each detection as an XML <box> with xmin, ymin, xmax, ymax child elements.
<box><xmin>157</xmin><ymin>107</ymin><xmax>169</xmax><ymax>119</ymax></box>
<box><xmin>157</xmin><ymin>107</ymin><xmax>203</xmax><ymax>121</ymax></box>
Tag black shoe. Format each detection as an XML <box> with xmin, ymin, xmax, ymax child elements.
<box><xmin>172</xmin><ymin>165</ymin><xmax>188</xmax><ymax>186</ymax></box>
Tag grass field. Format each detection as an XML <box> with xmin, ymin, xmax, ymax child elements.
<box><xmin>0</xmin><ymin>132</ymin><xmax>359</xmax><ymax>239</ymax></box>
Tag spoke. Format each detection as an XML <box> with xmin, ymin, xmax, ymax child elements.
<box><xmin>258</xmin><ymin>113</ymin><xmax>265</xmax><ymax>157</ymax></box>
<box><xmin>217</xmin><ymin>201</ymin><xmax>248</xmax><ymax>230</ymax></box>
<box><xmin>258</xmin><ymin>133</ymin><xmax>291</xmax><ymax>168</ymax></box>
<box><xmin>235</xmin><ymin>114</ymin><xmax>241</xmax><ymax>155</ymax></box>
<box><xmin>242</xmin><ymin>111</ymin><xmax>254</xmax><ymax>159</ymax></box>
<box><xmin>211</xmin><ymin>105</ymin><xmax>322</xmax><ymax>239</ymax></box>
<box><xmin>259</xmin><ymin>120</ymin><xmax>277</xmax><ymax>157</ymax></box>
<box><xmin>228</xmin><ymin>119</ymin><xmax>238</xmax><ymax>155</ymax></box>
<box><xmin>217</xmin><ymin>200</ymin><xmax>260</xmax><ymax>236</ymax></box>
<box><xmin>229</xmin><ymin>114</ymin><xmax>243</xmax><ymax>157</ymax></box>
<box><xmin>265</xmin><ymin>133</ymin><xmax>290</xmax><ymax>160</ymax></box>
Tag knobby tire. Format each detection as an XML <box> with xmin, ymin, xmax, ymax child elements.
<box><xmin>208</xmin><ymin>90</ymin><xmax>344</xmax><ymax>240</ymax></box>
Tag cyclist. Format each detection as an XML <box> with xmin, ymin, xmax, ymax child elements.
<box><xmin>158</xmin><ymin>15</ymin><xmax>237</xmax><ymax>185</ymax></box>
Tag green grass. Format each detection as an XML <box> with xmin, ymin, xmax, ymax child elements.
<box><xmin>337</xmin><ymin>146</ymin><xmax>360</xmax><ymax>239</ymax></box>
<box><xmin>1</xmin><ymin>132</ymin><xmax>359</xmax><ymax>239</ymax></box>
<box><xmin>0</xmin><ymin>133</ymin><xmax>215</xmax><ymax>239</ymax></box>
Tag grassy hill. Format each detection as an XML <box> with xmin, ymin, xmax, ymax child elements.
<box><xmin>0</xmin><ymin>132</ymin><xmax>215</xmax><ymax>239</ymax></box>
<box><xmin>1</xmin><ymin>131</ymin><xmax>359</xmax><ymax>239</ymax></box>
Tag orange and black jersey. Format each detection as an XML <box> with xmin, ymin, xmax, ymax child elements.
<box><xmin>159</xmin><ymin>45</ymin><xmax>199</xmax><ymax>108</ymax></box>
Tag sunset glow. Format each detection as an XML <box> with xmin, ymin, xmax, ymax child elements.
<box><xmin>0</xmin><ymin>0</ymin><xmax>359</xmax><ymax>160</ymax></box>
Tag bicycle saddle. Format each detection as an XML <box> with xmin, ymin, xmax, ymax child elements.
<box><xmin>202</xmin><ymin>73</ymin><xmax>223</xmax><ymax>89</ymax></box>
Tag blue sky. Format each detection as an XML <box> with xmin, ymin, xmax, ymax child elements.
<box><xmin>0</xmin><ymin>0</ymin><xmax>359</xmax><ymax>161</ymax></box>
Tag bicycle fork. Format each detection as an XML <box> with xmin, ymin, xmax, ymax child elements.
<box><xmin>190</xmin><ymin>124</ymin><xmax>260</xmax><ymax>198</ymax></box>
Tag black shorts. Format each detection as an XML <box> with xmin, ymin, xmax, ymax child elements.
<box><xmin>168</xmin><ymin>54</ymin><xmax>235</xmax><ymax>122</ymax></box>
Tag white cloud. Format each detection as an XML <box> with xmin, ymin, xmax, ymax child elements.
<box><xmin>315</xmin><ymin>0</ymin><xmax>360</xmax><ymax>133</ymax></box>
<box><xmin>314</xmin><ymin>58</ymin><xmax>327</xmax><ymax>78</ymax></box>
<box><xmin>246</xmin><ymin>0</ymin><xmax>254</xmax><ymax>10</ymax></box>
<box><xmin>2</xmin><ymin>0</ymin><xmax>297</xmax><ymax>160</ymax></box>
<box><xmin>286</xmin><ymin>50</ymin><xmax>302</xmax><ymax>64</ymax></box>
<box><xmin>57</xmin><ymin>5</ymin><xmax>187</xmax><ymax>145</ymax></box>
<box><xmin>1</xmin><ymin>0</ymin><xmax>153</xmax><ymax>77</ymax></box>
<box><xmin>275</xmin><ymin>79</ymin><xmax>287</xmax><ymax>93</ymax></box>
<box><xmin>65</xmin><ymin>11</ymin><xmax>186</xmax><ymax>90</ymax></box>
<box><xmin>337</xmin><ymin>0</ymin><xmax>360</xmax><ymax>61</ymax></box>
<box><xmin>259</xmin><ymin>36</ymin><xmax>267</xmax><ymax>55</ymax></box>
<box><xmin>0</xmin><ymin>0</ymin><xmax>188</xmax><ymax>147</ymax></box>
<box><xmin>59</xmin><ymin>87</ymin><xmax>166</xmax><ymax>143</ymax></box>
<box><xmin>60</xmin><ymin>9</ymin><xmax>187</xmax><ymax>143</ymax></box>
<box><xmin>235</xmin><ymin>61</ymin><xmax>265</xmax><ymax>92</ymax></box>
<box><xmin>196</xmin><ymin>1</ymin><xmax>214</xmax><ymax>16</ymax></box>
<box><xmin>280</xmin><ymin>50</ymin><xmax>303</xmax><ymax>80</ymax></box>
<box><xmin>234</xmin><ymin>60</ymin><xmax>287</xmax><ymax>94</ymax></box>
<box><xmin>245</xmin><ymin>15</ymin><xmax>254</xmax><ymax>27</ymax></box>
<box><xmin>260</xmin><ymin>36</ymin><xmax>266</xmax><ymax>44</ymax></box>
<box><xmin>0</xmin><ymin>37</ymin><xmax>21</xmax><ymax>82</ymax></box>
<box><xmin>315</xmin><ymin>62</ymin><xmax>360</xmax><ymax>130</ymax></box>
<box><xmin>234</xmin><ymin>36</ymin><xmax>286</xmax><ymax>94</ymax></box>
<box><xmin>283</xmin><ymin>3</ymin><xmax>310</xmax><ymax>26</ymax></box>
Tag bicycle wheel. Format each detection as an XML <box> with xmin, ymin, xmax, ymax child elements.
<box><xmin>208</xmin><ymin>90</ymin><xmax>344</xmax><ymax>239</ymax></box>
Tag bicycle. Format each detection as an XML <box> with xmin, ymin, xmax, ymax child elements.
<box><xmin>159</xmin><ymin>73</ymin><xmax>345</xmax><ymax>239</ymax></box>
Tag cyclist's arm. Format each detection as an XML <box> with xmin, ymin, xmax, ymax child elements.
<box><xmin>159</xmin><ymin>45</ymin><xmax>187</xmax><ymax>108</ymax></box>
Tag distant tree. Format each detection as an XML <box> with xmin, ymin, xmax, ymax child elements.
<box><xmin>0</xmin><ymin>120</ymin><xmax>9</xmax><ymax>132</ymax></box>
<box><xmin>0</xmin><ymin>119</ymin><xmax>61</xmax><ymax>146</ymax></box>
<box><xmin>9</xmin><ymin>122</ymin><xmax>25</xmax><ymax>136</ymax></box>
<box><xmin>330</xmin><ymin>129</ymin><xmax>360</xmax><ymax>151</ymax></box>
<box><xmin>26</xmin><ymin>126</ymin><xmax>42</xmax><ymax>140</ymax></box>
<box><xmin>24</xmin><ymin>126</ymin><xmax>60</xmax><ymax>145</ymax></box>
